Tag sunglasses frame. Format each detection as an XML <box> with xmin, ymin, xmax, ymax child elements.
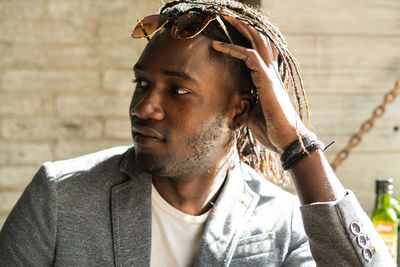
<box><xmin>132</xmin><ymin>12</ymin><xmax>233</xmax><ymax>44</ymax></box>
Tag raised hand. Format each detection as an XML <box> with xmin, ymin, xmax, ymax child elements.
<box><xmin>212</xmin><ymin>15</ymin><xmax>309</xmax><ymax>153</ymax></box>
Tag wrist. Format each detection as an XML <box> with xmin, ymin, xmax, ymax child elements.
<box><xmin>271</xmin><ymin>117</ymin><xmax>312</xmax><ymax>153</ymax></box>
<box><xmin>275</xmin><ymin>130</ymin><xmax>315</xmax><ymax>154</ymax></box>
<box><xmin>280</xmin><ymin>133</ymin><xmax>324</xmax><ymax>170</ymax></box>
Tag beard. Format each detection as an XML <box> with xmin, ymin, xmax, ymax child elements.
<box><xmin>134</xmin><ymin>111</ymin><xmax>231</xmax><ymax>179</ymax></box>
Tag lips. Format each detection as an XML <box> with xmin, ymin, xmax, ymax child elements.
<box><xmin>131</xmin><ymin>123</ymin><xmax>165</xmax><ymax>143</ymax></box>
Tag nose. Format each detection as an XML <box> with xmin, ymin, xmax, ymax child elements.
<box><xmin>130</xmin><ymin>89</ymin><xmax>165</xmax><ymax>121</ymax></box>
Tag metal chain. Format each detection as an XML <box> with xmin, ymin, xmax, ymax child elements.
<box><xmin>330</xmin><ymin>78</ymin><xmax>400</xmax><ymax>171</ymax></box>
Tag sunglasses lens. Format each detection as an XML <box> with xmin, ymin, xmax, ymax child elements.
<box><xmin>132</xmin><ymin>15</ymin><xmax>168</xmax><ymax>38</ymax></box>
<box><xmin>172</xmin><ymin>14</ymin><xmax>213</xmax><ymax>39</ymax></box>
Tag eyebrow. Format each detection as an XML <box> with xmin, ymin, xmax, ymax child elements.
<box><xmin>133</xmin><ymin>63</ymin><xmax>198</xmax><ymax>84</ymax></box>
<box><xmin>163</xmin><ymin>70</ymin><xmax>198</xmax><ymax>84</ymax></box>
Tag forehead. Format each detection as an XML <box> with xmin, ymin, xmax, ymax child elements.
<box><xmin>136</xmin><ymin>28</ymin><xmax>229</xmax><ymax>85</ymax></box>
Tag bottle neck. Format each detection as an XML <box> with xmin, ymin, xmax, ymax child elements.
<box><xmin>375</xmin><ymin>192</ymin><xmax>393</xmax><ymax>209</ymax></box>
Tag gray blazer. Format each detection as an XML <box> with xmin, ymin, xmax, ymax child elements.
<box><xmin>0</xmin><ymin>146</ymin><xmax>394</xmax><ymax>266</ymax></box>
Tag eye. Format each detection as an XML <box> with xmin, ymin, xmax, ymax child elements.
<box><xmin>132</xmin><ymin>78</ymin><xmax>150</xmax><ymax>89</ymax></box>
<box><xmin>170</xmin><ymin>85</ymin><xmax>190</xmax><ymax>96</ymax></box>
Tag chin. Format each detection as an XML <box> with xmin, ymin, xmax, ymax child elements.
<box><xmin>134</xmin><ymin>151</ymin><xmax>206</xmax><ymax>178</ymax></box>
<box><xmin>134</xmin><ymin>152</ymin><xmax>165</xmax><ymax>175</ymax></box>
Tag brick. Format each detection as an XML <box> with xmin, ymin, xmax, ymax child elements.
<box><xmin>99</xmin><ymin>22</ymin><xmax>133</xmax><ymax>43</ymax></box>
<box><xmin>0</xmin><ymin>190</ymin><xmax>22</xmax><ymax>212</ymax></box>
<box><xmin>97</xmin><ymin>0</ymin><xmax>161</xmax><ymax>20</ymax></box>
<box><xmin>0</xmin><ymin>166</ymin><xmax>37</xmax><ymax>189</ymax></box>
<box><xmin>301</xmin><ymin>69</ymin><xmax>400</xmax><ymax>95</ymax></box>
<box><xmin>0</xmin><ymin>43</ymin><xmax>12</xmax><ymax>68</ymax></box>
<box><xmin>0</xmin><ymin>44</ymin><xmax>45</xmax><ymax>69</ymax></box>
<box><xmin>0</xmin><ymin>142</ymin><xmax>52</xmax><ymax>165</ymax></box>
<box><xmin>98</xmin><ymin>44</ymin><xmax>145</xmax><ymax>68</ymax></box>
<box><xmin>43</xmin><ymin>46</ymin><xmax>99</xmax><ymax>68</ymax></box>
<box><xmin>47</xmin><ymin>0</ymin><xmax>100</xmax><ymax>23</ymax></box>
<box><xmin>57</xmin><ymin>119</ymin><xmax>103</xmax><ymax>139</ymax></box>
<box><xmin>1</xmin><ymin>118</ymin><xmax>102</xmax><ymax>140</ymax></box>
<box><xmin>2</xmin><ymin>70</ymin><xmax>99</xmax><ymax>92</ymax></box>
<box><xmin>0</xmin><ymin>44</ymin><xmax>98</xmax><ymax>69</ymax></box>
<box><xmin>102</xmin><ymin>69</ymin><xmax>135</xmax><ymax>93</ymax></box>
<box><xmin>308</xmin><ymin>94</ymin><xmax>400</xmax><ymax>136</ymax></box>
<box><xmin>54</xmin><ymin>140</ymin><xmax>131</xmax><ymax>160</ymax></box>
<box><xmin>104</xmin><ymin>119</ymin><xmax>132</xmax><ymax>139</ymax></box>
<box><xmin>262</xmin><ymin>0</ymin><xmax>400</xmax><ymax>35</ymax></box>
<box><xmin>56</xmin><ymin>95</ymin><xmax>131</xmax><ymax>117</ymax></box>
<box><xmin>0</xmin><ymin>0</ymin><xmax>45</xmax><ymax>20</ymax></box>
<box><xmin>0</xmin><ymin>94</ymin><xmax>53</xmax><ymax>116</ymax></box>
<box><xmin>0</xmin><ymin>20</ymin><xmax>95</xmax><ymax>44</ymax></box>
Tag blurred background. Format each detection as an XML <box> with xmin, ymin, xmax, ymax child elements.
<box><xmin>0</xmin><ymin>0</ymin><xmax>399</xmax><ymax>228</ymax></box>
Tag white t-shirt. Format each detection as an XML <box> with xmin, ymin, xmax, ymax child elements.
<box><xmin>150</xmin><ymin>184</ymin><xmax>212</xmax><ymax>267</ymax></box>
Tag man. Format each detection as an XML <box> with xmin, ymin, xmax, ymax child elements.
<box><xmin>0</xmin><ymin>0</ymin><xmax>395</xmax><ymax>266</ymax></box>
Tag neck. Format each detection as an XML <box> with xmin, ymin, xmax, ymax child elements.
<box><xmin>152</xmin><ymin>158</ymin><xmax>230</xmax><ymax>216</ymax></box>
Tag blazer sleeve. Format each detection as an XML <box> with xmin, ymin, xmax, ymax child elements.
<box><xmin>300</xmin><ymin>191</ymin><xmax>395</xmax><ymax>266</ymax></box>
<box><xmin>0</xmin><ymin>164</ymin><xmax>57</xmax><ymax>266</ymax></box>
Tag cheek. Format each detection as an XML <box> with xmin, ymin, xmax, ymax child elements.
<box><xmin>167</xmin><ymin>109</ymin><xmax>204</xmax><ymax>137</ymax></box>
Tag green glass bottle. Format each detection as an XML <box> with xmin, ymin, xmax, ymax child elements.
<box><xmin>372</xmin><ymin>179</ymin><xmax>398</xmax><ymax>262</ymax></box>
<box><xmin>391</xmin><ymin>195</ymin><xmax>400</xmax><ymax>266</ymax></box>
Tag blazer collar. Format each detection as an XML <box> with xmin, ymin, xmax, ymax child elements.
<box><xmin>112</xmin><ymin>147</ymin><xmax>152</xmax><ymax>266</ymax></box>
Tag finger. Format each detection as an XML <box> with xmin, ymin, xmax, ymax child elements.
<box><xmin>222</xmin><ymin>15</ymin><xmax>257</xmax><ymax>44</ymax></box>
<box><xmin>223</xmin><ymin>16</ymin><xmax>269</xmax><ymax>53</ymax></box>
<box><xmin>223</xmin><ymin>15</ymin><xmax>278</xmax><ymax>64</ymax></box>
<box><xmin>212</xmin><ymin>41</ymin><xmax>264</xmax><ymax>72</ymax></box>
<box><xmin>212</xmin><ymin>40</ymin><xmax>286</xmax><ymax>97</ymax></box>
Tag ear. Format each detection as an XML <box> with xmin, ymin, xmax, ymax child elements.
<box><xmin>229</xmin><ymin>93</ymin><xmax>253</xmax><ymax>130</ymax></box>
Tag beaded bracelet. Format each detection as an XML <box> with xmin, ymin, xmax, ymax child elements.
<box><xmin>280</xmin><ymin>135</ymin><xmax>325</xmax><ymax>170</ymax></box>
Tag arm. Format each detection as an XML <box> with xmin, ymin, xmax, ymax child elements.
<box><xmin>0</xmin><ymin>164</ymin><xmax>57</xmax><ymax>266</ymax></box>
<box><xmin>212</xmin><ymin>15</ymin><xmax>394</xmax><ymax>266</ymax></box>
<box><xmin>213</xmin><ymin>15</ymin><xmax>345</xmax><ymax>205</ymax></box>
<box><xmin>301</xmin><ymin>191</ymin><xmax>394</xmax><ymax>266</ymax></box>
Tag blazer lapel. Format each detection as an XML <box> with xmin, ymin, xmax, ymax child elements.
<box><xmin>111</xmin><ymin>148</ymin><xmax>152</xmax><ymax>267</ymax></box>
<box><xmin>194</xmin><ymin>161</ymin><xmax>260</xmax><ymax>267</ymax></box>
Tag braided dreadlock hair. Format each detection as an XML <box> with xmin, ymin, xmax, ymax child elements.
<box><xmin>158</xmin><ymin>0</ymin><xmax>311</xmax><ymax>186</ymax></box>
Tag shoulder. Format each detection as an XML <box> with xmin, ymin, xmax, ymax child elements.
<box><xmin>30</xmin><ymin>146</ymin><xmax>135</xmax><ymax>199</ymax></box>
<box><xmin>29</xmin><ymin>146</ymin><xmax>137</xmax><ymax>217</ymax></box>
<box><xmin>42</xmin><ymin>146</ymin><xmax>132</xmax><ymax>182</ymax></box>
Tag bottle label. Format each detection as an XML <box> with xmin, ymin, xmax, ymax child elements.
<box><xmin>376</xmin><ymin>223</ymin><xmax>394</xmax><ymax>234</ymax></box>
<box><xmin>375</xmin><ymin>222</ymin><xmax>398</xmax><ymax>261</ymax></box>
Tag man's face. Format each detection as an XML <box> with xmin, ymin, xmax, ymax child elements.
<box><xmin>130</xmin><ymin>28</ymin><xmax>239</xmax><ymax>178</ymax></box>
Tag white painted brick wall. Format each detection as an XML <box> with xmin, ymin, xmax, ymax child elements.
<box><xmin>0</xmin><ymin>0</ymin><xmax>399</xmax><ymax>228</ymax></box>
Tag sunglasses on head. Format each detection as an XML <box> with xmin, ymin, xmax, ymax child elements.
<box><xmin>131</xmin><ymin>11</ymin><xmax>233</xmax><ymax>44</ymax></box>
